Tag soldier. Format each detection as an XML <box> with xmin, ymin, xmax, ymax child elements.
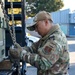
<box><xmin>9</xmin><ymin>11</ymin><xmax>69</xmax><ymax>75</ymax></box>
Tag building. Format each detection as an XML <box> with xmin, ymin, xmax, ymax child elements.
<box><xmin>51</xmin><ymin>9</ymin><xmax>75</xmax><ymax>37</ymax></box>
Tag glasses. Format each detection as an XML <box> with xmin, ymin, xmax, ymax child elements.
<box><xmin>34</xmin><ymin>19</ymin><xmax>46</xmax><ymax>29</ymax></box>
<box><xmin>31</xmin><ymin>22</ymin><xmax>39</xmax><ymax>30</ymax></box>
<box><xmin>34</xmin><ymin>19</ymin><xmax>52</xmax><ymax>30</ymax></box>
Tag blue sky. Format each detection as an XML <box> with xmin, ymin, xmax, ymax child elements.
<box><xmin>62</xmin><ymin>0</ymin><xmax>75</xmax><ymax>11</ymax></box>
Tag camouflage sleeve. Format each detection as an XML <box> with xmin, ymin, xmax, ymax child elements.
<box><xmin>23</xmin><ymin>40</ymin><xmax>40</xmax><ymax>53</ymax></box>
<box><xmin>38</xmin><ymin>40</ymin><xmax>60</xmax><ymax>71</ymax></box>
<box><xmin>29</xmin><ymin>40</ymin><xmax>40</xmax><ymax>53</ymax></box>
<box><xmin>24</xmin><ymin>39</ymin><xmax>61</xmax><ymax>71</ymax></box>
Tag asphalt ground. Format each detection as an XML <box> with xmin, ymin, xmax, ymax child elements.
<box><xmin>67</xmin><ymin>38</ymin><xmax>75</xmax><ymax>75</ymax></box>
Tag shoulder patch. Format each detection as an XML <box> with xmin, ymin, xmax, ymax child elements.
<box><xmin>44</xmin><ymin>46</ymin><xmax>52</xmax><ymax>53</ymax></box>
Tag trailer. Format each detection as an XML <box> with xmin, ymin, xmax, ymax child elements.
<box><xmin>0</xmin><ymin>0</ymin><xmax>27</xmax><ymax>75</ymax></box>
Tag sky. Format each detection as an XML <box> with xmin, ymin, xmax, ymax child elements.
<box><xmin>62</xmin><ymin>0</ymin><xmax>75</xmax><ymax>11</ymax></box>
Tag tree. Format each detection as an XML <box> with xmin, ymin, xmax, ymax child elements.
<box><xmin>26</xmin><ymin>0</ymin><xmax>64</xmax><ymax>17</ymax></box>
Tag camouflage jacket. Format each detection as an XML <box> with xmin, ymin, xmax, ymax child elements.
<box><xmin>23</xmin><ymin>25</ymin><xmax>69</xmax><ymax>75</ymax></box>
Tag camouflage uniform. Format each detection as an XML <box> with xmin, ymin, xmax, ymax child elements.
<box><xmin>23</xmin><ymin>25</ymin><xmax>69</xmax><ymax>75</ymax></box>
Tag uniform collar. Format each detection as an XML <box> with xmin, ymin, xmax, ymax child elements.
<box><xmin>41</xmin><ymin>24</ymin><xmax>60</xmax><ymax>40</ymax></box>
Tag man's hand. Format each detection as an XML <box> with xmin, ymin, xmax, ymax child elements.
<box><xmin>9</xmin><ymin>43</ymin><xmax>28</xmax><ymax>62</ymax></box>
<box><xmin>9</xmin><ymin>43</ymin><xmax>22</xmax><ymax>59</ymax></box>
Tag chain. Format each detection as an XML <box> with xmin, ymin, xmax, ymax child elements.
<box><xmin>0</xmin><ymin>1</ymin><xmax>21</xmax><ymax>75</ymax></box>
<box><xmin>10</xmin><ymin>0</ymin><xmax>16</xmax><ymax>44</ymax></box>
<box><xmin>0</xmin><ymin>0</ymin><xmax>16</xmax><ymax>45</ymax></box>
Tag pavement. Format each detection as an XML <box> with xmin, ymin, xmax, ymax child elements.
<box><xmin>67</xmin><ymin>38</ymin><xmax>75</xmax><ymax>75</ymax></box>
<box><xmin>25</xmin><ymin>37</ymin><xmax>75</xmax><ymax>75</ymax></box>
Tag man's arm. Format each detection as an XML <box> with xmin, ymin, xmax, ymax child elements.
<box><xmin>22</xmin><ymin>39</ymin><xmax>60</xmax><ymax>71</ymax></box>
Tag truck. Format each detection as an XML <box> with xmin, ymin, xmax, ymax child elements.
<box><xmin>0</xmin><ymin>0</ymin><xmax>28</xmax><ymax>75</ymax></box>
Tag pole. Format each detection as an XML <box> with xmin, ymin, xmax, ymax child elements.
<box><xmin>21</xmin><ymin>0</ymin><xmax>27</xmax><ymax>75</ymax></box>
<box><xmin>21</xmin><ymin>0</ymin><xmax>27</xmax><ymax>46</ymax></box>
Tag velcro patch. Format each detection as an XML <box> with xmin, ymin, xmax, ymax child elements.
<box><xmin>44</xmin><ymin>46</ymin><xmax>52</xmax><ymax>53</ymax></box>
